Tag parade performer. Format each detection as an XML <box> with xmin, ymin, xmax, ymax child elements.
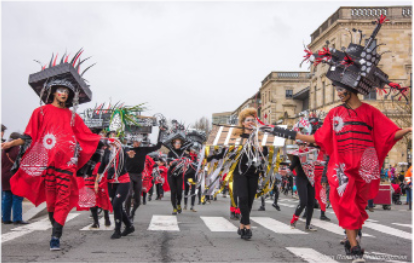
<box><xmin>263</xmin><ymin>15</ymin><xmax>412</xmax><ymax>262</ymax></box>
<box><xmin>142</xmin><ymin>155</ymin><xmax>155</xmax><ymax>205</ymax></box>
<box><xmin>152</xmin><ymin>155</ymin><xmax>169</xmax><ymax>200</ymax></box>
<box><xmin>3</xmin><ymin>50</ymin><xmax>107</xmax><ymax>251</ymax></box>
<box><xmin>124</xmin><ymin>135</ymin><xmax>163</xmax><ymax>222</ymax></box>
<box><xmin>96</xmin><ymin>133</ymin><xmax>134</xmax><ymax>239</ymax></box>
<box><xmin>287</xmin><ymin>140</ymin><xmax>317</xmax><ymax>231</ymax></box>
<box><xmin>309</xmin><ymin>114</ymin><xmax>330</xmax><ymax>221</ymax></box>
<box><xmin>232</xmin><ymin>108</ymin><xmax>268</xmax><ymax>240</ymax></box>
<box><xmin>166</xmin><ymin>136</ymin><xmax>191</xmax><ymax>215</ymax></box>
<box><xmin>88</xmin><ymin>158</ymin><xmax>112</xmax><ymax>229</ymax></box>
<box><xmin>183</xmin><ymin>147</ymin><xmax>199</xmax><ymax>212</ymax></box>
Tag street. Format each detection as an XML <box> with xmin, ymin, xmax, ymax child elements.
<box><xmin>2</xmin><ymin>194</ymin><xmax>412</xmax><ymax>263</ymax></box>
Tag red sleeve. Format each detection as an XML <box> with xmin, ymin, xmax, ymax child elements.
<box><xmin>73</xmin><ymin>114</ymin><xmax>101</xmax><ymax>170</ymax></box>
<box><xmin>92</xmin><ymin>162</ymin><xmax>101</xmax><ymax>175</ymax></box>
<box><xmin>371</xmin><ymin>107</ymin><xmax>401</xmax><ymax>166</ymax></box>
<box><xmin>24</xmin><ymin>107</ymin><xmax>43</xmax><ymax>141</ymax></box>
<box><xmin>314</xmin><ymin>110</ymin><xmax>334</xmax><ymax>156</ymax></box>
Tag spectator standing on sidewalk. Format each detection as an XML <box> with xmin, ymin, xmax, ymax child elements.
<box><xmin>2</xmin><ymin>132</ymin><xmax>29</xmax><ymax>224</ymax></box>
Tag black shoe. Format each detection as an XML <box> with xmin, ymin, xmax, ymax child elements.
<box><xmin>242</xmin><ymin>228</ymin><xmax>252</xmax><ymax>240</ymax></box>
<box><xmin>230</xmin><ymin>212</ymin><xmax>236</xmax><ymax>220</ymax></box>
<box><xmin>14</xmin><ymin>220</ymin><xmax>30</xmax><ymax>225</ymax></box>
<box><xmin>237</xmin><ymin>227</ymin><xmax>243</xmax><ymax>235</ymax></box>
<box><xmin>344</xmin><ymin>240</ymin><xmax>352</xmax><ymax>255</ymax></box>
<box><xmin>320</xmin><ymin>215</ymin><xmax>331</xmax><ymax>221</ymax></box>
<box><xmin>235</xmin><ymin>213</ymin><xmax>240</xmax><ymax>220</ymax></box>
<box><xmin>305</xmin><ymin>225</ymin><xmax>317</xmax><ymax>232</ymax></box>
<box><xmin>143</xmin><ymin>199</ymin><xmax>146</xmax><ymax>205</ymax></box>
<box><xmin>111</xmin><ymin>230</ymin><xmax>122</xmax><ymax>239</ymax></box>
<box><xmin>3</xmin><ymin>220</ymin><xmax>13</xmax><ymax>224</ymax></box>
<box><xmin>214</xmin><ymin>196</ymin><xmax>217</xmax><ymax>201</ymax></box>
<box><xmin>121</xmin><ymin>225</ymin><xmax>135</xmax><ymax>236</ymax></box>
<box><xmin>258</xmin><ymin>206</ymin><xmax>265</xmax><ymax>211</ymax></box>
<box><xmin>105</xmin><ymin>218</ymin><xmax>111</xmax><ymax>227</ymax></box>
<box><xmin>350</xmin><ymin>245</ymin><xmax>365</xmax><ymax>263</ymax></box>
<box><xmin>272</xmin><ymin>203</ymin><xmax>281</xmax><ymax>211</ymax></box>
<box><xmin>89</xmin><ymin>223</ymin><xmax>100</xmax><ymax>230</ymax></box>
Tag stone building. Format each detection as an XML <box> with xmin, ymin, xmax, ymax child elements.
<box><xmin>259</xmin><ymin>71</ymin><xmax>311</xmax><ymax>127</ymax></box>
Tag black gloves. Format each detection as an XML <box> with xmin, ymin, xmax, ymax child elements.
<box><xmin>260</xmin><ymin>126</ymin><xmax>297</xmax><ymax>140</ymax></box>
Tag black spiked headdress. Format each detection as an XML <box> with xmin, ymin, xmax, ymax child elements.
<box><xmin>300</xmin><ymin>15</ymin><xmax>409</xmax><ymax>102</ymax></box>
<box><xmin>29</xmin><ymin>48</ymin><xmax>96</xmax><ymax>108</ymax></box>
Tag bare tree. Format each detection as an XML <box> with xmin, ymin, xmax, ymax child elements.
<box><xmin>192</xmin><ymin>116</ymin><xmax>212</xmax><ymax>137</ymax></box>
<box><xmin>378</xmin><ymin>91</ymin><xmax>412</xmax><ymax>161</ymax></box>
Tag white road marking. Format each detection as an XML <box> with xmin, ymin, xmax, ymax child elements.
<box><xmin>251</xmin><ymin>217</ymin><xmax>307</xmax><ymax>234</ymax></box>
<box><xmin>200</xmin><ymin>217</ymin><xmax>238</xmax><ymax>232</ymax></box>
<box><xmin>148</xmin><ymin>215</ymin><xmax>179</xmax><ymax>231</ymax></box>
<box><xmin>299</xmin><ymin>218</ymin><xmax>375</xmax><ymax>237</ymax></box>
<box><xmin>391</xmin><ymin>223</ymin><xmax>411</xmax><ymax>228</ymax></box>
<box><xmin>286</xmin><ymin>247</ymin><xmax>339</xmax><ymax>263</ymax></box>
<box><xmin>80</xmin><ymin>214</ymin><xmax>115</xmax><ymax>231</ymax></box>
<box><xmin>364</xmin><ymin>222</ymin><xmax>411</xmax><ymax>240</ymax></box>
<box><xmin>365</xmin><ymin>251</ymin><xmax>410</xmax><ymax>263</ymax></box>
<box><xmin>3</xmin><ymin>213</ymin><xmax>79</xmax><ymax>243</ymax></box>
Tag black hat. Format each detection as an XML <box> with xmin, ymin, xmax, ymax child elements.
<box><xmin>29</xmin><ymin>49</ymin><xmax>95</xmax><ymax>108</ymax></box>
<box><xmin>301</xmin><ymin>15</ymin><xmax>409</xmax><ymax>101</ymax></box>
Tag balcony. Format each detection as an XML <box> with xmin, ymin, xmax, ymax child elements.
<box><xmin>311</xmin><ymin>6</ymin><xmax>412</xmax><ymax>42</ymax></box>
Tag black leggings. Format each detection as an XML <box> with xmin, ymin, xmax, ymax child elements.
<box><xmin>273</xmin><ymin>183</ymin><xmax>280</xmax><ymax>205</ymax></box>
<box><xmin>125</xmin><ymin>173</ymin><xmax>142</xmax><ymax>217</ymax></box>
<box><xmin>233</xmin><ymin>174</ymin><xmax>259</xmax><ymax>225</ymax></box>
<box><xmin>168</xmin><ymin>175</ymin><xmax>183</xmax><ymax>209</ymax></box>
<box><xmin>184</xmin><ymin>174</ymin><xmax>196</xmax><ymax>207</ymax></box>
<box><xmin>48</xmin><ymin>212</ymin><xmax>63</xmax><ymax>238</ymax></box>
<box><xmin>90</xmin><ymin>206</ymin><xmax>110</xmax><ymax>225</ymax></box>
<box><xmin>294</xmin><ymin>176</ymin><xmax>315</xmax><ymax>226</ymax></box>
<box><xmin>156</xmin><ymin>184</ymin><xmax>164</xmax><ymax>198</ymax></box>
<box><xmin>108</xmin><ymin>182</ymin><xmax>132</xmax><ymax>232</ymax></box>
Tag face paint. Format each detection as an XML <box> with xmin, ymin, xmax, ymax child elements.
<box><xmin>56</xmin><ymin>88</ymin><xmax>70</xmax><ymax>96</ymax></box>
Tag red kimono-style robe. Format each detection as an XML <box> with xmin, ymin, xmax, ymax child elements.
<box><xmin>10</xmin><ymin>104</ymin><xmax>101</xmax><ymax>225</ymax></box>
<box><xmin>314</xmin><ymin>103</ymin><xmax>400</xmax><ymax>229</ymax></box>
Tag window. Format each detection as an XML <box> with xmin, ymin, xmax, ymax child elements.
<box><xmin>322</xmin><ymin>82</ymin><xmax>326</xmax><ymax>105</ymax></box>
<box><xmin>364</xmin><ymin>90</ymin><xmax>377</xmax><ymax>100</ymax></box>
<box><xmin>286</xmin><ymin>90</ymin><xmax>293</xmax><ymax>98</ymax></box>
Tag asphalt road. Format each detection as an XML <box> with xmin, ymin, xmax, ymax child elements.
<box><xmin>2</xmin><ymin>193</ymin><xmax>412</xmax><ymax>263</ymax></box>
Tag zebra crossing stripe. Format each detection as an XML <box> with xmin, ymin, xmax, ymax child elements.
<box><xmin>200</xmin><ymin>217</ymin><xmax>238</xmax><ymax>232</ymax></box>
<box><xmin>148</xmin><ymin>215</ymin><xmax>179</xmax><ymax>231</ymax></box>
<box><xmin>299</xmin><ymin>218</ymin><xmax>375</xmax><ymax>238</ymax></box>
<box><xmin>286</xmin><ymin>247</ymin><xmax>339</xmax><ymax>263</ymax></box>
<box><xmin>365</xmin><ymin>251</ymin><xmax>409</xmax><ymax>263</ymax></box>
<box><xmin>80</xmin><ymin>215</ymin><xmax>115</xmax><ymax>231</ymax></box>
<box><xmin>251</xmin><ymin>217</ymin><xmax>307</xmax><ymax>234</ymax></box>
<box><xmin>391</xmin><ymin>223</ymin><xmax>411</xmax><ymax>228</ymax></box>
<box><xmin>364</xmin><ymin>222</ymin><xmax>411</xmax><ymax>240</ymax></box>
<box><xmin>3</xmin><ymin>213</ymin><xmax>80</xmax><ymax>243</ymax></box>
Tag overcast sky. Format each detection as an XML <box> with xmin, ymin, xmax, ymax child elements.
<box><xmin>1</xmin><ymin>1</ymin><xmax>410</xmax><ymax>139</ymax></box>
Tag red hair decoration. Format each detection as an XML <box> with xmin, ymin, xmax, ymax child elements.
<box><xmin>378</xmin><ymin>15</ymin><xmax>389</xmax><ymax>25</ymax></box>
<box><xmin>52</xmin><ymin>53</ymin><xmax>58</xmax><ymax>67</ymax></box>
<box><xmin>341</xmin><ymin>54</ymin><xmax>354</xmax><ymax>67</ymax></box>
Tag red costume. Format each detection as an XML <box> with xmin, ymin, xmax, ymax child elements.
<box><xmin>314</xmin><ymin>103</ymin><xmax>400</xmax><ymax>229</ymax></box>
<box><xmin>10</xmin><ymin>104</ymin><xmax>101</xmax><ymax>225</ymax></box>
<box><xmin>142</xmin><ymin>156</ymin><xmax>155</xmax><ymax>194</ymax></box>
<box><xmin>314</xmin><ymin>150</ymin><xmax>328</xmax><ymax>212</ymax></box>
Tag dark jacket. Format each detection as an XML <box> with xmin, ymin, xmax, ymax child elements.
<box><xmin>289</xmin><ymin>155</ymin><xmax>307</xmax><ymax>181</ymax></box>
<box><xmin>2</xmin><ymin>146</ymin><xmax>20</xmax><ymax>191</ymax></box>
<box><xmin>98</xmin><ymin>148</ymin><xmax>128</xmax><ymax>180</ymax></box>
<box><xmin>125</xmin><ymin>142</ymin><xmax>162</xmax><ymax>174</ymax></box>
<box><xmin>167</xmin><ymin>148</ymin><xmax>190</xmax><ymax>177</ymax></box>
